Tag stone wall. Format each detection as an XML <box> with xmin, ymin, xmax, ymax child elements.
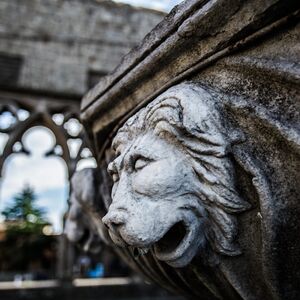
<box><xmin>0</xmin><ymin>0</ymin><xmax>164</xmax><ymax>96</ymax></box>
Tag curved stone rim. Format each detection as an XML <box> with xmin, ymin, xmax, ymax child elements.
<box><xmin>81</xmin><ymin>0</ymin><xmax>299</xmax><ymax>160</ymax></box>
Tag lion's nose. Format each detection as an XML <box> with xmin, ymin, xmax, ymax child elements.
<box><xmin>102</xmin><ymin>211</ymin><xmax>126</xmax><ymax>231</ymax></box>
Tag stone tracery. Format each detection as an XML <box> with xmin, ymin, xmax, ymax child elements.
<box><xmin>0</xmin><ymin>96</ymin><xmax>92</xmax><ymax>180</ymax></box>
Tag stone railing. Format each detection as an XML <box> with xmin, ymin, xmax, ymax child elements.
<box><xmin>69</xmin><ymin>1</ymin><xmax>300</xmax><ymax>299</ymax></box>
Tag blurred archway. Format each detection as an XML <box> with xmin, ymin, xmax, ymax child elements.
<box><xmin>0</xmin><ymin>97</ymin><xmax>96</xmax><ymax>280</ymax></box>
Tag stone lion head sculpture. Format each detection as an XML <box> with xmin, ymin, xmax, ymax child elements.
<box><xmin>65</xmin><ymin>168</ymin><xmax>111</xmax><ymax>253</ymax></box>
<box><xmin>102</xmin><ymin>83</ymin><xmax>250</xmax><ymax>267</ymax></box>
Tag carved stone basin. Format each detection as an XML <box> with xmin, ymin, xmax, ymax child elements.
<box><xmin>79</xmin><ymin>1</ymin><xmax>300</xmax><ymax>299</ymax></box>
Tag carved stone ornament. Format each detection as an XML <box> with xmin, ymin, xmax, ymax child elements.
<box><xmin>79</xmin><ymin>0</ymin><xmax>300</xmax><ymax>299</ymax></box>
<box><xmin>65</xmin><ymin>168</ymin><xmax>111</xmax><ymax>253</ymax></box>
<box><xmin>103</xmin><ymin>84</ymin><xmax>251</xmax><ymax>268</ymax></box>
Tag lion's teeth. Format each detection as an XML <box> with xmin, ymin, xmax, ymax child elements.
<box><xmin>138</xmin><ymin>247</ymin><xmax>149</xmax><ymax>255</ymax></box>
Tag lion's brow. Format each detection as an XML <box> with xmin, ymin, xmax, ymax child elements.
<box><xmin>115</xmin><ymin>140</ymin><xmax>137</xmax><ymax>170</ymax></box>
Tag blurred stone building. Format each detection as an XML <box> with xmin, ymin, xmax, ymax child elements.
<box><xmin>0</xmin><ymin>0</ymin><xmax>164</xmax><ymax>282</ymax></box>
<box><xmin>0</xmin><ymin>0</ymin><xmax>164</xmax><ymax>96</ymax></box>
<box><xmin>0</xmin><ymin>0</ymin><xmax>164</xmax><ymax>180</ymax></box>
<box><xmin>0</xmin><ymin>0</ymin><xmax>164</xmax><ymax>177</ymax></box>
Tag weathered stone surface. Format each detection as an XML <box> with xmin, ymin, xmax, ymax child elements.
<box><xmin>103</xmin><ymin>84</ymin><xmax>251</xmax><ymax>269</ymax></box>
<box><xmin>0</xmin><ymin>0</ymin><xmax>164</xmax><ymax>96</ymax></box>
<box><xmin>81</xmin><ymin>0</ymin><xmax>299</xmax><ymax>152</ymax></box>
<box><xmin>80</xmin><ymin>0</ymin><xmax>299</xmax><ymax>299</ymax></box>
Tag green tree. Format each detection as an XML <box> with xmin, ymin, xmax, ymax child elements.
<box><xmin>2</xmin><ymin>186</ymin><xmax>47</xmax><ymax>231</ymax></box>
<box><xmin>0</xmin><ymin>186</ymin><xmax>56</xmax><ymax>274</ymax></box>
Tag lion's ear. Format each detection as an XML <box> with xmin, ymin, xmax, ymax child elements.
<box><xmin>206</xmin><ymin>222</ymin><xmax>242</xmax><ymax>257</ymax></box>
<box><xmin>205</xmin><ymin>206</ymin><xmax>243</xmax><ymax>256</ymax></box>
<box><xmin>212</xmin><ymin>234</ymin><xmax>242</xmax><ymax>257</ymax></box>
<box><xmin>214</xmin><ymin>189</ymin><xmax>251</xmax><ymax>213</ymax></box>
<box><xmin>199</xmin><ymin>182</ymin><xmax>250</xmax><ymax>214</ymax></box>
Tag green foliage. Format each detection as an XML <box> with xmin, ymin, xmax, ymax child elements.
<box><xmin>0</xmin><ymin>227</ymin><xmax>56</xmax><ymax>273</ymax></box>
<box><xmin>2</xmin><ymin>186</ymin><xmax>48</xmax><ymax>233</ymax></box>
<box><xmin>0</xmin><ymin>186</ymin><xmax>57</xmax><ymax>274</ymax></box>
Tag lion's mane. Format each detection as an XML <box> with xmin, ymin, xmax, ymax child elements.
<box><xmin>113</xmin><ymin>83</ymin><xmax>250</xmax><ymax>256</ymax></box>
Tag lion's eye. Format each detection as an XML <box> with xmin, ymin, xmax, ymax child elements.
<box><xmin>134</xmin><ymin>157</ymin><xmax>150</xmax><ymax>171</ymax></box>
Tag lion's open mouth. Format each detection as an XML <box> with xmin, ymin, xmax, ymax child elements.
<box><xmin>131</xmin><ymin>223</ymin><xmax>187</xmax><ymax>259</ymax></box>
<box><xmin>154</xmin><ymin>221</ymin><xmax>187</xmax><ymax>254</ymax></box>
<box><xmin>153</xmin><ymin>219</ymin><xmax>203</xmax><ymax>267</ymax></box>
